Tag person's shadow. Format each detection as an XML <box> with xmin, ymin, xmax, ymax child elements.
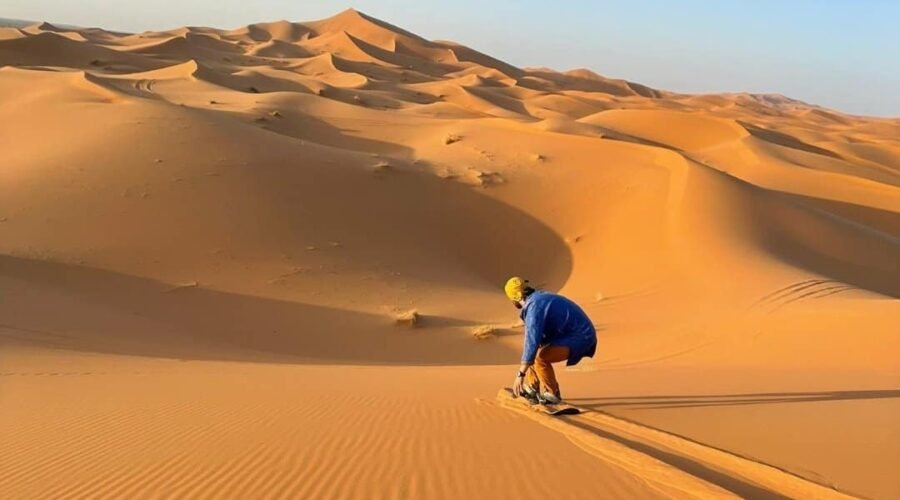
<box><xmin>568</xmin><ymin>389</ymin><xmax>900</xmax><ymax>410</ymax></box>
<box><xmin>561</xmin><ymin>389</ymin><xmax>900</xmax><ymax>499</ymax></box>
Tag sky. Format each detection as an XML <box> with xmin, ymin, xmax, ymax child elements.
<box><xmin>5</xmin><ymin>0</ymin><xmax>899</xmax><ymax>116</ymax></box>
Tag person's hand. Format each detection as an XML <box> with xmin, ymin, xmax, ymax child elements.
<box><xmin>512</xmin><ymin>373</ymin><xmax>525</xmax><ymax>397</ymax></box>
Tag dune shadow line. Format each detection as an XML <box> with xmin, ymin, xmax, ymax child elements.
<box><xmin>0</xmin><ymin>254</ymin><xmax>524</xmax><ymax>365</ymax></box>
<box><xmin>569</xmin><ymin>389</ymin><xmax>900</xmax><ymax>410</ymax></box>
<box><xmin>565</xmin><ymin>418</ymin><xmax>789</xmax><ymax>499</ymax></box>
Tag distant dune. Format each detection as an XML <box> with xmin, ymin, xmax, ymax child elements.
<box><xmin>1</xmin><ymin>8</ymin><xmax>898</xmax><ymax>499</ymax></box>
<box><xmin>0</xmin><ymin>18</ymin><xmax>36</xmax><ymax>28</ymax></box>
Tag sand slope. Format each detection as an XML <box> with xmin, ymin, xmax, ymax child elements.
<box><xmin>1</xmin><ymin>8</ymin><xmax>898</xmax><ymax>499</ymax></box>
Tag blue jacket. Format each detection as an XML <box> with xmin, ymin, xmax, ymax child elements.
<box><xmin>520</xmin><ymin>291</ymin><xmax>597</xmax><ymax>366</ymax></box>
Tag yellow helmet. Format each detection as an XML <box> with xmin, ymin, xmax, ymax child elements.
<box><xmin>504</xmin><ymin>276</ymin><xmax>528</xmax><ymax>302</ymax></box>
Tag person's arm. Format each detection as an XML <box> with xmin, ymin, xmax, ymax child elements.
<box><xmin>512</xmin><ymin>303</ymin><xmax>546</xmax><ymax>396</ymax></box>
<box><xmin>520</xmin><ymin>304</ymin><xmax>544</xmax><ymax>365</ymax></box>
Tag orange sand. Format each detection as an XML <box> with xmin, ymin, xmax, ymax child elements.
<box><xmin>1</xmin><ymin>9</ymin><xmax>898</xmax><ymax>499</ymax></box>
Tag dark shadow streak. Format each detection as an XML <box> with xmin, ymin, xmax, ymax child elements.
<box><xmin>569</xmin><ymin>390</ymin><xmax>900</xmax><ymax>410</ymax></box>
<box><xmin>739</xmin><ymin>122</ymin><xmax>844</xmax><ymax>161</ymax></box>
<box><xmin>0</xmin><ymin>255</ymin><xmax>526</xmax><ymax>366</ymax></box>
<box><xmin>563</xmin><ymin>418</ymin><xmax>789</xmax><ymax>499</ymax></box>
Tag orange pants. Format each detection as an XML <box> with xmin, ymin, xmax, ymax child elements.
<box><xmin>525</xmin><ymin>344</ymin><xmax>570</xmax><ymax>398</ymax></box>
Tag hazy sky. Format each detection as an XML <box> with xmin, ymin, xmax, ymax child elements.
<box><xmin>5</xmin><ymin>0</ymin><xmax>899</xmax><ymax>116</ymax></box>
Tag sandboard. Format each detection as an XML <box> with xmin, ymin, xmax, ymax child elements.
<box><xmin>500</xmin><ymin>388</ymin><xmax>581</xmax><ymax>416</ymax></box>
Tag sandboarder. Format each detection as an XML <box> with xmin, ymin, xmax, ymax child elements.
<box><xmin>505</xmin><ymin>277</ymin><xmax>597</xmax><ymax>405</ymax></box>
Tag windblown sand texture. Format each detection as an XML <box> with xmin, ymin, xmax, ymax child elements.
<box><xmin>2</xmin><ymin>9</ymin><xmax>898</xmax><ymax>499</ymax></box>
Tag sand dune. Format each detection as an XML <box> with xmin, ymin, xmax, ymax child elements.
<box><xmin>1</xmin><ymin>8</ymin><xmax>898</xmax><ymax>499</ymax></box>
<box><xmin>0</xmin><ymin>27</ymin><xmax>26</xmax><ymax>41</ymax></box>
<box><xmin>0</xmin><ymin>31</ymin><xmax>157</xmax><ymax>70</ymax></box>
<box><xmin>20</xmin><ymin>21</ymin><xmax>89</xmax><ymax>42</ymax></box>
<box><xmin>528</xmin><ymin>67</ymin><xmax>663</xmax><ymax>97</ymax></box>
<box><xmin>304</xmin><ymin>8</ymin><xmax>428</xmax><ymax>52</ymax></box>
<box><xmin>247</xmin><ymin>39</ymin><xmax>313</xmax><ymax>58</ymax></box>
<box><xmin>580</xmin><ymin>109</ymin><xmax>751</xmax><ymax>150</ymax></box>
<box><xmin>226</xmin><ymin>20</ymin><xmax>313</xmax><ymax>43</ymax></box>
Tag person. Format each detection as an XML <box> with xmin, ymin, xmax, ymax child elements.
<box><xmin>505</xmin><ymin>277</ymin><xmax>597</xmax><ymax>404</ymax></box>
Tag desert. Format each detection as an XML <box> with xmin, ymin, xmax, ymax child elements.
<box><xmin>1</xmin><ymin>8</ymin><xmax>898</xmax><ymax>499</ymax></box>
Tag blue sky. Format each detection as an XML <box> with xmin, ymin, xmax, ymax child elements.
<box><xmin>5</xmin><ymin>0</ymin><xmax>899</xmax><ymax>116</ymax></box>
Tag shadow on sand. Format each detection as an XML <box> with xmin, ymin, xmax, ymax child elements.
<box><xmin>569</xmin><ymin>389</ymin><xmax>900</xmax><ymax>410</ymax></box>
<box><xmin>0</xmin><ymin>255</ymin><xmax>526</xmax><ymax>366</ymax></box>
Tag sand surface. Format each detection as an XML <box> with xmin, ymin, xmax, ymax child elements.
<box><xmin>1</xmin><ymin>9</ymin><xmax>898</xmax><ymax>499</ymax></box>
